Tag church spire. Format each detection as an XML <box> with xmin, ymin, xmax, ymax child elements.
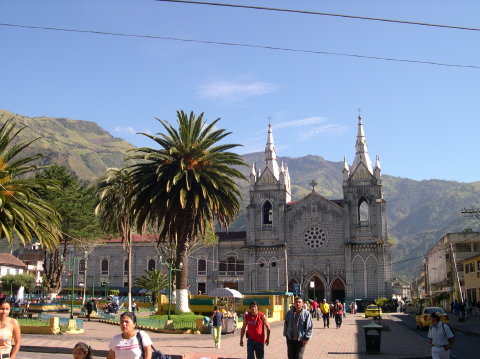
<box><xmin>264</xmin><ymin>123</ymin><xmax>280</xmax><ymax>179</ymax></box>
<box><xmin>350</xmin><ymin>115</ymin><xmax>373</xmax><ymax>175</ymax></box>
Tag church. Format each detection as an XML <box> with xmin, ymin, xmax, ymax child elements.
<box><xmin>189</xmin><ymin>115</ymin><xmax>393</xmax><ymax>302</ymax></box>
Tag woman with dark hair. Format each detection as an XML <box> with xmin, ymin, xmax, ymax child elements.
<box><xmin>0</xmin><ymin>297</ymin><xmax>21</xmax><ymax>359</ymax></box>
<box><xmin>73</xmin><ymin>341</ymin><xmax>92</xmax><ymax>359</ymax></box>
<box><xmin>107</xmin><ymin>312</ymin><xmax>153</xmax><ymax>359</ymax></box>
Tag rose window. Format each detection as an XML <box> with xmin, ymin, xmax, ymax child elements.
<box><xmin>303</xmin><ymin>226</ymin><xmax>327</xmax><ymax>249</ymax></box>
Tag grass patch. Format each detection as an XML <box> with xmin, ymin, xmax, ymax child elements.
<box><xmin>149</xmin><ymin>312</ymin><xmax>203</xmax><ymax>321</ymax></box>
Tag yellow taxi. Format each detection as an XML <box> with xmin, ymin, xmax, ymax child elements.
<box><xmin>415</xmin><ymin>307</ymin><xmax>450</xmax><ymax>330</ymax></box>
<box><xmin>365</xmin><ymin>304</ymin><xmax>382</xmax><ymax>318</ymax></box>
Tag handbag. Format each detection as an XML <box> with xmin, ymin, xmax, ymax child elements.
<box><xmin>136</xmin><ymin>331</ymin><xmax>171</xmax><ymax>359</ymax></box>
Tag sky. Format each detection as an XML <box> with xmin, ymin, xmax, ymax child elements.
<box><xmin>1</xmin><ymin>0</ymin><xmax>480</xmax><ymax>183</ymax></box>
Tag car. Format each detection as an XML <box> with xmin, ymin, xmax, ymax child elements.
<box><xmin>415</xmin><ymin>307</ymin><xmax>450</xmax><ymax>330</ymax></box>
<box><xmin>365</xmin><ymin>304</ymin><xmax>382</xmax><ymax>318</ymax></box>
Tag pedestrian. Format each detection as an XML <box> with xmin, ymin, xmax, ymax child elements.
<box><xmin>0</xmin><ymin>297</ymin><xmax>21</xmax><ymax>359</ymax></box>
<box><xmin>334</xmin><ymin>300</ymin><xmax>343</xmax><ymax>329</ymax></box>
<box><xmin>73</xmin><ymin>342</ymin><xmax>93</xmax><ymax>359</ymax></box>
<box><xmin>211</xmin><ymin>306</ymin><xmax>224</xmax><ymax>349</ymax></box>
<box><xmin>320</xmin><ymin>299</ymin><xmax>330</xmax><ymax>328</ymax></box>
<box><xmin>283</xmin><ymin>297</ymin><xmax>313</xmax><ymax>359</ymax></box>
<box><xmin>342</xmin><ymin>302</ymin><xmax>346</xmax><ymax>318</ymax></box>
<box><xmin>428</xmin><ymin>312</ymin><xmax>455</xmax><ymax>359</ymax></box>
<box><xmin>329</xmin><ymin>303</ymin><xmax>335</xmax><ymax>318</ymax></box>
<box><xmin>453</xmin><ymin>300</ymin><xmax>460</xmax><ymax>317</ymax></box>
<box><xmin>311</xmin><ymin>299</ymin><xmax>319</xmax><ymax>320</ymax></box>
<box><xmin>240</xmin><ymin>301</ymin><xmax>271</xmax><ymax>359</ymax></box>
<box><xmin>107</xmin><ymin>311</ymin><xmax>153</xmax><ymax>359</ymax></box>
<box><xmin>85</xmin><ymin>298</ymin><xmax>97</xmax><ymax>321</ymax></box>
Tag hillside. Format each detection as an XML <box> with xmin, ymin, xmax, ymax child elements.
<box><xmin>0</xmin><ymin>109</ymin><xmax>134</xmax><ymax>181</ymax></box>
<box><xmin>1</xmin><ymin>109</ymin><xmax>479</xmax><ymax>277</ymax></box>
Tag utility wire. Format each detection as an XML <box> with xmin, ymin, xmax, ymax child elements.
<box><xmin>1</xmin><ymin>22</ymin><xmax>480</xmax><ymax>69</ymax></box>
<box><xmin>155</xmin><ymin>0</ymin><xmax>480</xmax><ymax>33</ymax></box>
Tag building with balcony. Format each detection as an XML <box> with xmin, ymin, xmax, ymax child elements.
<box><xmin>425</xmin><ymin>230</ymin><xmax>480</xmax><ymax>307</ymax></box>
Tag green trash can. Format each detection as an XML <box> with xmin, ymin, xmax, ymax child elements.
<box><xmin>363</xmin><ymin>322</ymin><xmax>382</xmax><ymax>354</ymax></box>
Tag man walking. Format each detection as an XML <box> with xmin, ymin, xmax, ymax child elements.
<box><xmin>85</xmin><ymin>298</ymin><xmax>97</xmax><ymax>321</ymax></box>
<box><xmin>334</xmin><ymin>300</ymin><xmax>343</xmax><ymax>329</ymax></box>
<box><xmin>211</xmin><ymin>306</ymin><xmax>224</xmax><ymax>348</ymax></box>
<box><xmin>428</xmin><ymin>312</ymin><xmax>455</xmax><ymax>359</ymax></box>
<box><xmin>284</xmin><ymin>297</ymin><xmax>313</xmax><ymax>359</ymax></box>
<box><xmin>240</xmin><ymin>301</ymin><xmax>271</xmax><ymax>359</ymax></box>
<box><xmin>320</xmin><ymin>299</ymin><xmax>330</xmax><ymax>328</ymax></box>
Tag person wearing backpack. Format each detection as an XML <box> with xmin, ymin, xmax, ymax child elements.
<box><xmin>427</xmin><ymin>312</ymin><xmax>455</xmax><ymax>359</ymax></box>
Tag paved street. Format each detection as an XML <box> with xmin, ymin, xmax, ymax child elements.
<box><xmin>17</xmin><ymin>312</ymin><xmax>439</xmax><ymax>359</ymax></box>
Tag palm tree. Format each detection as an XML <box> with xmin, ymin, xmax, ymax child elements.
<box><xmin>95</xmin><ymin>168</ymin><xmax>135</xmax><ymax>311</ymax></box>
<box><xmin>0</xmin><ymin>119</ymin><xmax>61</xmax><ymax>249</ymax></box>
<box><xmin>134</xmin><ymin>269</ymin><xmax>169</xmax><ymax>309</ymax></box>
<box><xmin>129</xmin><ymin>110</ymin><xmax>246</xmax><ymax>312</ymax></box>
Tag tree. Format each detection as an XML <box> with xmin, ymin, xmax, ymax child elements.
<box><xmin>1</xmin><ymin>273</ymin><xmax>36</xmax><ymax>295</ymax></box>
<box><xmin>95</xmin><ymin>168</ymin><xmax>135</xmax><ymax>311</ymax></box>
<box><xmin>134</xmin><ymin>269</ymin><xmax>169</xmax><ymax>308</ymax></box>
<box><xmin>0</xmin><ymin>119</ymin><xmax>61</xmax><ymax>250</ymax></box>
<box><xmin>129</xmin><ymin>111</ymin><xmax>246</xmax><ymax>312</ymax></box>
<box><xmin>36</xmin><ymin>165</ymin><xmax>102</xmax><ymax>297</ymax></box>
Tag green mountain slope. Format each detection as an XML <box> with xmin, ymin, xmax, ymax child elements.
<box><xmin>0</xmin><ymin>109</ymin><xmax>134</xmax><ymax>181</ymax></box>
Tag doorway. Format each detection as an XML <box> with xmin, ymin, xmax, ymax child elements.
<box><xmin>307</xmin><ymin>275</ymin><xmax>325</xmax><ymax>301</ymax></box>
<box><xmin>331</xmin><ymin>278</ymin><xmax>346</xmax><ymax>302</ymax></box>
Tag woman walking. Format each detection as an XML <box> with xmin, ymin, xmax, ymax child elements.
<box><xmin>211</xmin><ymin>306</ymin><xmax>224</xmax><ymax>349</ymax></box>
<box><xmin>107</xmin><ymin>312</ymin><xmax>153</xmax><ymax>359</ymax></box>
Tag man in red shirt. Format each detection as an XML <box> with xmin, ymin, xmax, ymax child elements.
<box><xmin>240</xmin><ymin>301</ymin><xmax>271</xmax><ymax>359</ymax></box>
<box><xmin>311</xmin><ymin>299</ymin><xmax>319</xmax><ymax>320</ymax></box>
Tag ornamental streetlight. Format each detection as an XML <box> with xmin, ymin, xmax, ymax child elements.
<box><xmin>160</xmin><ymin>259</ymin><xmax>183</xmax><ymax>320</ymax></box>
<box><xmin>70</xmin><ymin>256</ymin><xmax>83</xmax><ymax>319</ymax></box>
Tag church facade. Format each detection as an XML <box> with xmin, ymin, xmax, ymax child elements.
<box><xmin>189</xmin><ymin>116</ymin><xmax>392</xmax><ymax>302</ymax></box>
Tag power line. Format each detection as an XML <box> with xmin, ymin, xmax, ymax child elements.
<box><xmin>155</xmin><ymin>0</ymin><xmax>480</xmax><ymax>33</ymax></box>
<box><xmin>1</xmin><ymin>22</ymin><xmax>480</xmax><ymax>69</ymax></box>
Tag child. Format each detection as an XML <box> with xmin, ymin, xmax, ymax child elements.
<box><xmin>73</xmin><ymin>342</ymin><xmax>92</xmax><ymax>359</ymax></box>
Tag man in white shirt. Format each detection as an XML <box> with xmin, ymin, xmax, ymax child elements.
<box><xmin>427</xmin><ymin>312</ymin><xmax>455</xmax><ymax>359</ymax></box>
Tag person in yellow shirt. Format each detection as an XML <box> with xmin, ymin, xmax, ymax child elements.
<box><xmin>320</xmin><ymin>299</ymin><xmax>330</xmax><ymax>328</ymax></box>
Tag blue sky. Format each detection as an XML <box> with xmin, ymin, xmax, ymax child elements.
<box><xmin>1</xmin><ymin>0</ymin><xmax>479</xmax><ymax>182</ymax></box>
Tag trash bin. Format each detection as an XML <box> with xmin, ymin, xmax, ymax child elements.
<box><xmin>363</xmin><ymin>322</ymin><xmax>382</xmax><ymax>354</ymax></box>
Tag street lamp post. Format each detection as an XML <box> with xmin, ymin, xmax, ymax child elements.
<box><xmin>70</xmin><ymin>256</ymin><xmax>82</xmax><ymax>320</ymax></box>
<box><xmin>160</xmin><ymin>260</ymin><xmax>183</xmax><ymax>320</ymax></box>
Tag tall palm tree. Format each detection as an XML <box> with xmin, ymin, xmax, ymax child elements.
<box><xmin>134</xmin><ymin>269</ymin><xmax>169</xmax><ymax>309</ymax></box>
<box><xmin>95</xmin><ymin>168</ymin><xmax>135</xmax><ymax>311</ymax></box>
<box><xmin>0</xmin><ymin>119</ymin><xmax>61</xmax><ymax>250</ymax></box>
<box><xmin>129</xmin><ymin>110</ymin><xmax>246</xmax><ymax>312</ymax></box>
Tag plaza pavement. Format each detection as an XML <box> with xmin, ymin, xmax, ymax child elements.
<box><xmin>20</xmin><ymin>313</ymin><xmax>433</xmax><ymax>359</ymax></box>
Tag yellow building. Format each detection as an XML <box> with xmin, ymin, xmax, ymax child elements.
<box><xmin>463</xmin><ymin>254</ymin><xmax>480</xmax><ymax>302</ymax></box>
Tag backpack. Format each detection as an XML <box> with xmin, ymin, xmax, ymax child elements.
<box><xmin>136</xmin><ymin>331</ymin><xmax>171</xmax><ymax>359</ymax></box>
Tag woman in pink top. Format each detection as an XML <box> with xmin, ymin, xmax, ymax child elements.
<box><xmin>0</xmin><ymin>297</ymin><xmax>21</xmax><ymax>359</ymax></box>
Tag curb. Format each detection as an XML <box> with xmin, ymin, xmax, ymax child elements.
<box><xmin>20</xmin><ymin>345</ymin><xmax>184</xmax><ymax>359</ymax></box>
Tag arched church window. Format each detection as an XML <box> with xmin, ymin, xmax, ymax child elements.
<box><xmin>197</xmin><ymin>259</ymin><xmax>206</xmax><ymax>275</ymax></box>
<box><xmin>227</xmin><ymin>256</ymin><xmax>236</xmax><ymax>274</ymax></box>
<box><xmin>101</xmin><ymin>259</ymin><xmax>109</xmax><ymax>275</ymax></box>
<box><xmin>302</xmin><ymin>225</ymin><xmax>328</xmax><ymax>249</ymax></box>
<box><xmin>262</xmin><ymin>201</ymin><xmax>273</xmax><ymax>225</ymax></box>
<box><xmin>358</xmin><ymin>199</ymin><xmax>369</xmax><ymax>225</ymax></box>
<box><xmin>124</xmin><ymin>259</ymin><xmax>129</xmax><ymax>275</ymax></box>
<box><xmin>148</xmin><ymin>259</ymin><xmax>156</xmax><ymax>271</ymax></box>
<box><xmin>78</xmin><ymin>259</ymin><xmax>86</xmax><ymax>275</ymax></box>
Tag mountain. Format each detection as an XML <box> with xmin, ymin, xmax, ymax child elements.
<box><xmin>1</xmin><ymin>109</ymin><xmax>479</xmax><ymax>277</ymax></box>
<box><xmin>0</xmin><ymin>109</ymin><xmax>134</xmax><ymax>181</ymax></box>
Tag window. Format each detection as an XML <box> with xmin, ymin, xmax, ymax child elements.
<box><xmin>219</xmin><ymin>256</ymin><xmax>244</xmax><ymax>275</ymax></box>
<box><xmin>477</xmin><ymin>261</ymin><xmax>480</xmax><ymax>271</ymax></box>
<box><xmin>101</xmin><ymin>259</ymin><xmax>109</xmax><ymax>275</ymax></box>
<box><xmin>124</xmin><ymin>260</ymin><xmax>129</xmax><ymax>275</ymax></box>
<box><xmin>465</xmin><ymin>264</ymin><xmax>470</xmax><ymax>273</ymax></box>
<box><xmin>262</xmin><ymin>201</ymin><xmax>273</xmax><ymax>225</ymax></box>
<box><xmin>148</xmin><ymin>259</ymin><xmax>156</xmax><ymax>271</ymax></box>
<box><xmin>79</xmin><ymin>259</ymin><xmax>86</xmax><ymax>275</ymax></box>
<box><xmin>197</xmin><ymin>259</ymin><xmax>206</xmax><ymax>275</ymax></box>
<box><xmin>358</xmin><ymin>199</ymin><xmax>369</xmax><ymax>225</ymax></box>
<box><xmin>197</xmin><ymin>282</ymin><xmax>206</xmax><ymax>295</ymax></box>
<box><xmin>302</xmin><ymin>225</ymin><xmax>328</xmax><ymax>249</ymax></box>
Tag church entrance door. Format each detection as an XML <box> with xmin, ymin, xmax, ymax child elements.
<box><xmin>331</xmin><ymin>278</ymin><xmax>346</xmax><ymax>302</ymax></box>
<box><xmin>307</xmin><ymin>275</ymin><xmax>325</xmax><ymax>301</ymax></box>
